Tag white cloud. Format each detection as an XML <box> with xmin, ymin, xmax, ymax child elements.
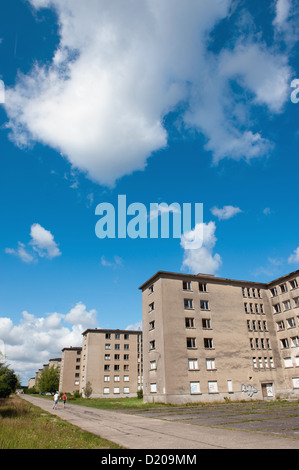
<box><xmin>273</xmin><ymin>0</ymin><xmax>291</xmax><ymax>30</ymax></box>
<box><xmin>64</xmin><ymin>301</ymin><xmax>97</xmax><ymax>327</ymax></box>
<box><xmin>30</xmin><ymin>223</ymin><xmax>61</xmax><ymax>259</ymax></box>
<box><xmin>211</xmin><ymin>205</ymin><xmax>242</xmax><ymax>220</ymax></box>
<box><xmin>148</xmin><ymin>203</ymin><xmax>181</xmax><ymax>221</ymax></box>
<box><xmin>0</xmin><ymin>302</ymin><xmax>98</xmax><ymax>384</ymax></box>
<box><xmin>126</xmin><ymin>321</ymin><xmax>142</xmax><ymax>331</ymax></box>
<box><xmin>101</xmin><ymin>255</ymin><xmax>123</xmax><ymax>268</ymax></box>
<box><xmin>5</xmin><ymin>223</ymin><xmax>61</xmax><ymax>263</ymax></box>
<box><xmin>288</xmin><ymin>247</ymin><xmax>299</xmax><ymax>264</ymax></box>
<box><xmin>4</xmin><ymin>0</ymin><xmax>292</xmax><ymax>186</ymax></box>
<box><xmin>5</xmin><ymin>242</ymin><xmax>35</xmax><ymax>264</ymax></box>
<box><xmin>181</xmin><ymin>221</ymin><xmax>222</xmax><ymax>274</ymax></box>
<box><xmin>273</xmin><ymin>0</ymin><xmax>298</xmax><ymax>45</ymax></box>
<box><xmin>218</xmin><ymin>41</ymin><xmax>291</xmax><ymax>114</ymax></box>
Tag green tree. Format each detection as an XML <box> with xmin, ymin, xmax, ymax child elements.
<box><xmin>83</xmin><ymin>381</ymin><xmax>93</xmax><ymax>398</ymax></box>
<box><xmin>0</xmin><ymin>356</ymin><xmax>20</xmax><ymax>398</ymax></box>
<box><xmin>37</xmin><ymin>366</ymin><xmax>60</xmax><ymax>394</ymax></box>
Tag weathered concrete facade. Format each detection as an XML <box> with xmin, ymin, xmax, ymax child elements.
<box><xmin>80</xmin><ymin>329</ymin><xmax>143</xmax><ymax>398</ymax></box>
<box><xmin>140</xmin><ymin>270</ymin><xmax>299</xmax><ymax>404</ymax></box>
<box><xmin>59</xmin><ymin>347</ymin><xmax>82</xmax><ymax>393</ymax></box>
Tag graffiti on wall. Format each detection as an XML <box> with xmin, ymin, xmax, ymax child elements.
<box><xmin>241</xmin><ymin>384</ymin><xmax>258</xmax><ymax>398</ymax></box>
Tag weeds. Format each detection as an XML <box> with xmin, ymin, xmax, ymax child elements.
<box><xmin>0</xmin><ymin>396</ymin><xmax>123</xmax><ymax>449</ymax></box>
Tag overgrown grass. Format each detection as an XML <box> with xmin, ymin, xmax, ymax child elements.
<box><xmin>36</xmin><ymin>394</ymin><xmax>299</xmax><ymax>412</ymax></box>
<box><xmin>0</xmin><ymin>396</ymin><xmax>123</xmax><ymax>449</ymax></box>
<box><xmin>65</xmin><ymin>396</ymin><xmax>299</xmax><ymax>411</ymax></box>
<box><xmin>66</xmin><ymin>396</ymin><xmax>173</xmax><ymax>410</ymax></box>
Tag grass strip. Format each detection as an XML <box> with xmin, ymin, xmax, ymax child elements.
<box><xmin>0</xmin><ymin>396</ymin><xmax>123</xmax><ymax>449</ymax></box>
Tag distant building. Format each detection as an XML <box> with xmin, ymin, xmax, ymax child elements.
<box><xmin>31</xmin><ymin>357</ymin><xmax>61</xmax><ymax>391</ymax></box>
<box><xmin>59</xmin><ymin>347</ymin><xmax>82</xmax><ymax>393</ymax></box>
<box><xmin>139</xmin><ymin>270</ymin><xmax>299</xmax><ymax>404</ymax></box>
<box><xmin>48</xmin><ymin>358</ymin><xmax>61</xmax><ymax>371</ymax></box>
<box><xmin>80</xmin><ymin>329</ymin><xmax>143</xmax><ymax>398</ymax></box>
<box><xmin>28</xmin><ymin>377</ymin><xmax>36</xmax><ymax>389</ymax></box>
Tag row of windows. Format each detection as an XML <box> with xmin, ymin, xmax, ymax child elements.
<box><xmin>244</xmin><ymin>303</ymin><xmax>264</xmax><ymax>314</ymax></box>
<box><xmin>276</xmin><ymin>316</ymin><xmax>299</xmax><ymax>331</ymax></box>
<box><xmin>280</xmin><ymin>336</ymin><xmax>299</xmax><ymax>349</ymax></box>
<box><xmin>270</xmin><ymin>279</ymin><xmax>298</xmax><ymax>297</ymax></box>
<box><xmin>150</xmin><ymin>380</ymin><xmax>228</xmax><ymax>394</ymax></box>
<box><xmin>104</xmin><ymin>364</ymin><xmax>130</xmax><ymax>371</ymax></box>
<box><xmin>186</xmin><ymin>337</ymin><xmax>214</xmax><ymax>349</ymax></box>
<box><xmin>149</xmin><ymin>298</ymin><xmax>210</xmax><ymax>312</ymax></box>
<box><xmin>243</xmin><ymin>280</ymin><xmax>299</xmax><ymax>300</ymax></box>
<box><xmin>105</xmin><ymin>343</ymin><xmax>130</xmax><ymax>350</ymax></box>
<box><xmin>104</xmin><ymin>354</ymin><xmax>130</xmax><ymax>360</ymax></box>
<box><xmin>185</xmin><ymin>318</ymin><xmax>211</xmax><ymax>329</ymax></box>
<box><xmin>149</xmin><ymin>317</ymin><xmax>212</xmax><ymax>333</ymax></box>
<box><xmin>273</xmin><ymin>297</ymin><xmax>299</xmax><ymax>313</ymax></box>
<box><xmin>250</xmin><ymin>338</ymin><xmax>271</xmax><ymax>350</ymax></box>
<box><xmin>247</xmin><ymin>320</ymin><xmax>268</xmax><ymax>331</ymax></box>
<box><xmin>242</xmin><ymin>287</ymin><xmax>262</xmax><ymax>298</ymax></box>
<box><xmin>105</xmin><ymin>333</ymin><xmax>131</xmax><ymax>340</ymax></box>
<box><xmin>250</xmin><ymin>335</ymin><xmax>299</xmax><ymax>350</ymax></box>
<box><xmin>148</xmin><ymin>281</ymin><xmax>208</xmax><ymax>294</ymax></box>
<box><xmin>150</xmin><ymin>358</ymin><xmax>218</xmax><ymax>371</ymax></box>
<box><xmin>184</xmin><ymin>299</ymin><xmax>209</xmax><ymax>310</ymax></box>
<box><xmin>103</xmin><ymin>387</ymin><xmax>131</xmax><ymax>394</ymax></box>
<box><xmin>148</xmin><ymin>379</ymin><xmax>299</xmax><ymax>394</ymax></box>
<box><xmin>150</xmin><ymin>337</ymin><xmax>215</xmax><ymax>351</ymax></box>
<box><xmin>104</xmin><ymin>375</ymin><xmax>130</xmax><ymax>382</ymax></box>
<box><xmin>182</xmin><ymin>281</ymin><xmax>207</xmax><ymax>292</ymax></box>
<box><xmin>252</xmin><ymin>357</ymin><xmax>275</xmax><ymax>368</ymax></box>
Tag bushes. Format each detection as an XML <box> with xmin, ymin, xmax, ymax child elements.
<box><xmin>0</xmin><ymin>361</ymin><xmax>20</xmax><ymax>398</ymax></box>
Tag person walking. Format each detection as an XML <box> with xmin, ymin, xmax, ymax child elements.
<box><xmin>62</xmin><ymin>393</ymin><xmax>67</xmax><ymax>408</ymax></box>
<box><xmin>53</xmin><ymin>391</ymin><xmax>59</xmax><ymax>409</ymax></box>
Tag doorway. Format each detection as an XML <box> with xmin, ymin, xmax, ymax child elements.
<box><xmin>261</xmin><ymin>382</ymin><xmax>274</xmax><ymax>398</ymax></box>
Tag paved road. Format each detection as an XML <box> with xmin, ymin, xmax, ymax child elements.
<box><xmin>21</xmin><ymin>395</ymin><xmax>299</xmax><ymax>449</ymax></box>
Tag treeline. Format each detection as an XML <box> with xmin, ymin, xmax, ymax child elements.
<box><xmin>0</xmin><ymin>354</ymin><xmax>20</xmax><ymax>398</ymax></box>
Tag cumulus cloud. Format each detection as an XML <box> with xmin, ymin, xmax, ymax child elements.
<box><xmin>4</xmin><ymin>0</ymin><xmax>293</xmax><ymax>186</ymax></box>
<box><xmin>288</xmin><ymin>247</ymin><xmax>299</xmax><ymax>264</ymax></box>
<box><xmin>218</xmin><ymin>41</ymin><xmax>291</xmax><ymax>114</ymax></box>
<box><xmin>5</xmin><ymin>223</ymin><xmax>61</xmax><ymax>263</ymax></box>
<box><xmin>0</xmin><ymin>302</ymin><xmax>98</xmax><ymax>384</ymax></box>
<box><xmin>64</xmin><ymin>301</ymin><xmax>97</xmax><ymax>327</ymax></box>
<box><xmin>181</xmin><ymin>221</ymin><xmax>222</xmax><ymax>274</ymax></box>
<box><xmin>30</xmin><ymin>223</ymin><xmax>61</xmax><ymax>259</ymax></box>
<box><xmin>211</xmin><ymin>205</ymin><xmax>242</xmax><ymax>220</ymax></box>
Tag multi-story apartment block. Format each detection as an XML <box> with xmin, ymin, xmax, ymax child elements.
<box><xmin>80</xmin><ymin>328</ymin><xmax>143</xmax><ymax>398</ymax></box>
<box><xmin>59</xmin><ymin>347</ymin><xmax>82</xmax><ymax>393</ymax></box>
<box><xmin>139</xmin><ymin>270</ymin><xmax>299</xmax><ymax>404</ymax></box>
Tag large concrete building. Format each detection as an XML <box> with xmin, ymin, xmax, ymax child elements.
<box><xmin>139</xmin><ymin>270</ymin><xmax>299</xmax><ymax>404</ymax></box>
<box><xmin>80</xmin><ymin>328</ymin><xmax>143</xmax><ymax>398</ymax></box>
<box><xmin>59</xmin><ymin>347</ymin><xmax>82</xmax><ymax>393</ymax></box>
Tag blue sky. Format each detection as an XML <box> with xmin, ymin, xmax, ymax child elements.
<box><xmin>0</xmin><ymin>0</ymin><xmax>298</xmax><ymax>384</ymax></box>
